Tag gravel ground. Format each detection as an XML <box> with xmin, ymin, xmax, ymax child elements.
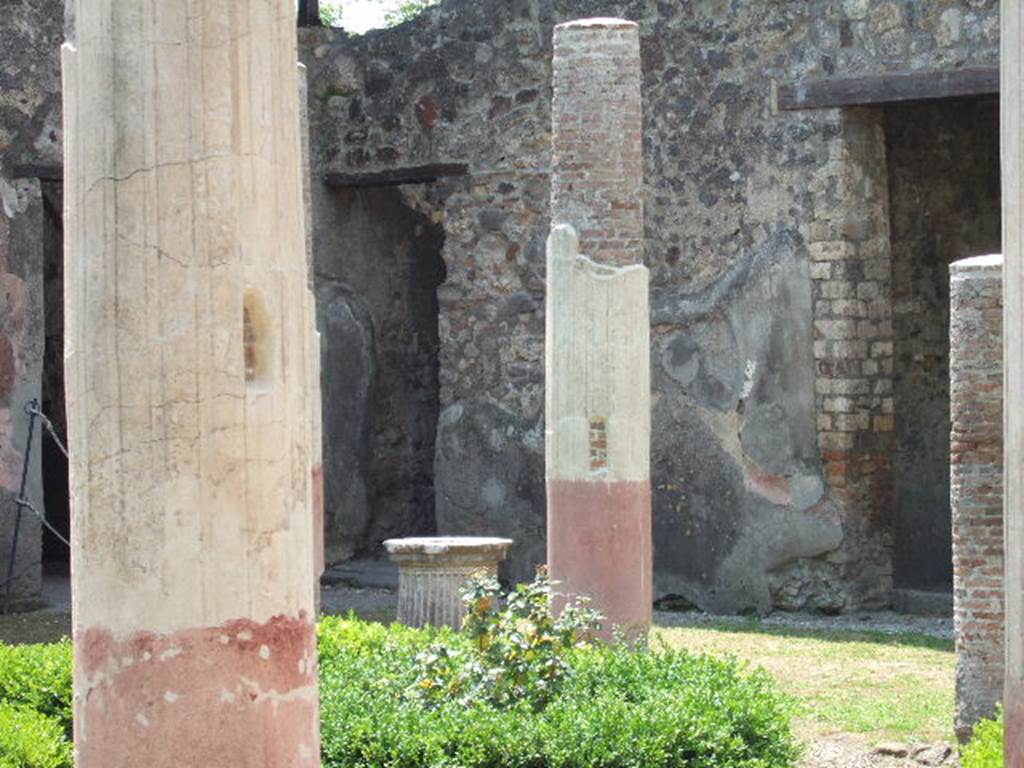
<box><xmin>798</xmin><ymin>735</ymin><xmax>958</xmax><ymax>767</ymax></box>
<box><xmin>320</xmin><ymin>582</ymin><xmax>398</xmax><ymax>621</ymax></box>
<box><xmin>654</xmin><ymin>609</ymin><xmax>954</xmax><ymax>642</ymax></box>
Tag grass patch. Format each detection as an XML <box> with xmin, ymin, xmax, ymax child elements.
<box><xmin>654</xmin><ymin>618</ymin><xmax>955</xmax><ymax>744</ymax></box>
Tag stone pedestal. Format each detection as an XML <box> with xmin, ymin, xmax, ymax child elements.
<box><xmin>949</xmin><ymin>254</ymin><xmax>1004</xmax><ymax>741</ymax></box>
<box><xmin>384</xmin><ymin>537</ymin><xmax>512</xmax><ymax>629</ymax></box>
<box><xmin>63</xmin><ymin>2</ymin><xmax>320</xmax><ymax>765</ymax></box>
<box><xmin>545</xmin><ymin>18</ymin><xmax>652</xmax><ymax>638</ymax></box>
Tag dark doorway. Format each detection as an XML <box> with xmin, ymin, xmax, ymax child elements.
<box><xmin>40</xmin><ymin>180</ymin><xmax>68</xmax><ymax>571</ymax></box>
<box><xmin>316</xmin><ymin>186</ymin><xmax>446</xmax><ymax>562</ymax></box>
<box><xmin>885</xmin><ymin>97</ymin><xmax>1001</xmax><ymax>591</ymax></box>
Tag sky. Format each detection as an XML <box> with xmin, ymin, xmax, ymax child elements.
<box><xmin>322</xmin><ymin>1</ymin><xmax>394</xmax><ymax>33</ymax></box>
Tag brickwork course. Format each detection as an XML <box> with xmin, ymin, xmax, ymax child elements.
<box><xmin>550</xmin><ymin>18</ymin><xmax>643</xmax><ymax>267</ymax></box>
<box><xmin>949</xmin><ymin>255</ymin><xmax>1004</xmax><ymax>742</ymax></box>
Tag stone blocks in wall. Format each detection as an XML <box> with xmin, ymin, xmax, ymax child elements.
<box><xmin>949</xmin><ymin>254</ymin><xmax>1003</xmax><ymax>742</ymax></box>
<box><xmin>801</xmin><ymin>107</ymin><xmax>896</xmax><ymax>610</ymax></box>
<box><xmin>434</xmin><ymin>400</ymin><xmax>545</xmax><ymax>586</ymax></box>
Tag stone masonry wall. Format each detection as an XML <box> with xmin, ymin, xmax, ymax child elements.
<box><xmin>0</xmin><ymin>0</ymin><xmax>1002</xmax><ymax>612</ymax></box>
<box><xmin>780</xmin><ymin>107</ymin><xmax>895</xmax><ymax>612</ymax></box>
<box><xmin>949</xmin><ymin>254</ymin><xmax>1004</xmax><ymax>741</ymax></box>
<box><xmin>299</xmin><ymin>0</ymin><xmax>1000</xmax><ymax>611</ymax></box>
<box><xmin>315</xmin><ymin>187</ymin><xmax>445</xmax><ymax>561</ymax></box>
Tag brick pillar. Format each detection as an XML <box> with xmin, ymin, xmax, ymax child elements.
<box><xmin>546</xmin><ymin>18</ymin><xmax>651</xmax><ymax>637</ymax></box>
<box><xmin>949</xmin><ymin>254</ymin><xmax>1004</xmax><ymax>742</ymax></box>
<box><xmin>550</xmin><ymin>18</ymin><xmax>643</xmax><ymax>267</ymax></box>
<box><xmin>1001</xmin><ymin>4</ymin><xmax>1024</xmax><ymax>762</ymax></box>
<box><xmin>63</xmin><ymin>2</ymin><xmax>320</xmax><ymax>765</ymax></box>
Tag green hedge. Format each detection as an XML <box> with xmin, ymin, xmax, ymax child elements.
<box><xmin>0</xmin><ymin>641</ymin><xmax>72</xmax><ymax>736</ymax></box>
<box><xmin>318</xmin><ymin>616</ymin><xmax>797</xmax><ymax>767</ymax></box>
<box><xmin>961</xmin><ymin>709</ymin><xmax>1004</xmax><ymax>768</ymax></box>
<box><xmin>0</xmin><ymin>641</ymin><xmax>72</xmax><ymax>768</ymax></box>
<box><xmin>0</xmin><ymin>619</ymin><xmax>797</xmax><ymax>768</ymax></box>
<box><xmin>0</xmin><ymin>703</ymin><xmax>72</xmax><ymax>768</ymax></box>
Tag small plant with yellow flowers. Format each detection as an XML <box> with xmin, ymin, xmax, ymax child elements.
<box><xmin>412</xmin><ymin>567</ymin><xmax>603</xmax><ymax>711</ymax></box>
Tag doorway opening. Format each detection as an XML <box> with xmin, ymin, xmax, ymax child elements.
<box><xmin>40</xmin><ymin>180</ymin><xmax>68</xmax><ymax>575</ymax></box>
<box><xmin>317</xmin><ymin>185</ymin><xmax>446</xmax><ymax>561</ymax></box>
<box><xmin>884</xmin><ymin>97</ymin><xmax>1001</xmax><ymax>593</ymax></box>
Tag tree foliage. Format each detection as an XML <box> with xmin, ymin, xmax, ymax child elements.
<box><xmin>384</xmin><ymin>0</ymin><xmax>438</xmax><ymax>26</ymax></box>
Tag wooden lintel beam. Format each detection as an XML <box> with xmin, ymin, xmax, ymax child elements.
<box><xmin>9</xmin><ymin>164</ymin><xmax>63</xmax><ymax>182</ymax></box>
<box><xmin>777</xmin><ymin>66</ymin><xmax>999</xmax><ymax>111</ymax></box>
<box><xmin>323</xmin><ymin>163</ymin><xmax>469</xmax><ymax>188</ymax></box>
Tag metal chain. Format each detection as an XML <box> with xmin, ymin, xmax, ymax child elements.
<box><xmin>3</xmin><ymin>399</ymin><xmax>70</xmax><ymax>605</ymax></box>
<box><xmin>24</xmin><ymin>401</ymin><xmax>69</xmax><ymax>460</ymax></box>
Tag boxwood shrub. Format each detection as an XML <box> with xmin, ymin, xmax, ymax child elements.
<box><xmin>0</xmin><ymin>619</ymin><xmax>797</xmax><ymax>767</ymax></box>
<box><xmin>0</xmin><ymin>703</ymin><xmax>72</xmax><ymax>768</ymax></box>
<box><xmin>0</xmin><ymin>640</ymin><xmax>72</xmax><ymax>736</ymax></box>
<box><xmin>319</xmin><ymin>616</ymin><xmax>797</xmax><ymax>767</ymax></box>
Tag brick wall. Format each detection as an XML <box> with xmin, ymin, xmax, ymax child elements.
<box><xmin>949</xmin><ymin>254</ymin><xmax>1003</xmax><ymax>741</ymax></box>
<box><xmin>551</xmin><ymin>18</ymin><xmax>642</xmax><ymax>267</ymax></box>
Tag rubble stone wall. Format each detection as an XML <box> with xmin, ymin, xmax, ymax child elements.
<box><xmin>0</xmin><ymin>0</ymin><xmax>1003</xmax><ymax>612</ymax></box>
<box><xmin>298</xmin><ymin>0</ymin><xmax>1000</xmax><ymax>610</ymax></box>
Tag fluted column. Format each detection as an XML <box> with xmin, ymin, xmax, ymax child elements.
<box><xmin>1002</xmin><ymin>2</ymin><xmax>1024</xmax><ymax>763</ymax></box>
<box><xmin>63</xmin><ymin>2</ymin><xmax>319</xmax><ymax>765</ymax></box>
<box><xmin>385</xmin><ymin>537</ymin><xmax>512</xmax><ymax>629</ymax></box>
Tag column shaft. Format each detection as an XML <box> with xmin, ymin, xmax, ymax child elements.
<box><xmin>546</xmin><ymin>18</ymin><xmax>651</xmax><ymax>637</ymax></box>
<box><xmin>64</xmin><ymin>2</ymin><xmax>319</xmax><ymax>765</ymax></box>
<box><xmin>1002</xmin><ymin>2</ymin><xmax>1024</xmax><ymax>762</ymax></box>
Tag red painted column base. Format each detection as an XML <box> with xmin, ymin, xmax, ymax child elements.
<box><xmin>547</xmin><ymin>479</ymin><xmax>652</xmax><ymax>639</ymax></box>
<box><xmin>76</xmin><ymin>614</ymin><xmax>319</xmax><ymax>768</ymax></box>
<box><xmin>1007</xmin><ymin>679</ymin><xmax>1024</xmax><ymax>768</ymax></box>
